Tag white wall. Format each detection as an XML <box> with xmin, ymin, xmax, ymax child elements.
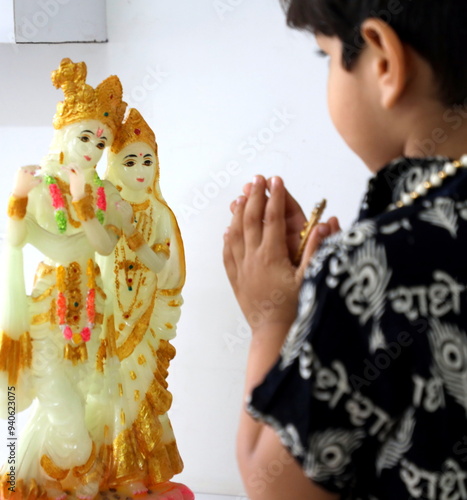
<box><xmin>0</xmin><ymin>0</ymin><xmax>369</xmax><ymax>496</ymax></box>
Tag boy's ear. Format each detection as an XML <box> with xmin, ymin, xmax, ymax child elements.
<box><xmin>360</xmin><ymin>18</ymin><xmax>408</xmax><ymax>109</ymax></box>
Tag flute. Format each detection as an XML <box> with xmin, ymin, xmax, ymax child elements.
<box><xmin>294</xmin><ymin>199</ymin><xmax>327</xmax><ymax>266</ymax></box>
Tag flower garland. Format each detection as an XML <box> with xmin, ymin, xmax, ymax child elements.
<box><xmin>84</xmin><ymin>259</ymin><xmax>97</xmax><ymax>342</ymax></box>
<box><xmin>94</xmin><ymin>172</ymin><xmax>106</xmax><ymax>224</ymax></box>
<box><xmin>56</xmin><ymin>266</ymin><xmax>71</xmax><ymax>339</ymax></box>
<box><xmin>56</xmin><ymin>259</ymin><xmax>96</xmax><ymax>344</ymax></box>
<box><xmin>44</xmin><ymin>172</ymin><xmax>107</xmax><ymax>233</ymax></box>
<box><xmin>45</xmin><ymin>177</ymin><xmax>67</xmax><ymax>233</ymax></box>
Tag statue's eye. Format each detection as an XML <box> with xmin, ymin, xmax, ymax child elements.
<box><xmin>79</xmin><ymin>136</ymin><xmax>90</xmax><ymax>143</ymax></box>
<box><xmin>124</xmin><ymin>160</ymin><xmax>135</xmax><ymax>167</ymax></box>
<box><xmin>143</xmin><ymin>160</ymin><xmax>153</xmax><ymax>166</ymax></box>
<box><xmin>97</xmin><ymin>142</ymin><xmax>105</xmax><ymax>150</ymax></box>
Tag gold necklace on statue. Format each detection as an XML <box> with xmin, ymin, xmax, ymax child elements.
<box><xmin>115</xmin><ymin>202</ymin><xmax>154</xmax><ymax>320</ymax></box>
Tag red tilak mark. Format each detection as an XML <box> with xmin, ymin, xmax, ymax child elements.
<box><xmin>97</xmin><ymin>128</ymin><xmax>104</xmax><ymax>138</ymax></box>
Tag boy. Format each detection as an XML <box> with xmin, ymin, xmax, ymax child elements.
<box><xmin>223</xmin><ymin>1</ymin><xmax>467</xmax><ymax>499</ymax></box>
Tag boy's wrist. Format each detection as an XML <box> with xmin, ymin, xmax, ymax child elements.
<box><xmin>239</xmin><ymin>290</ymin><xmax>299</xmax><ymax>333</ymax></box>
<box><xmin>250</xmin><ymin>320</ymin><xmax>293</xmax><ymax>342</ymax></box>
<box><xmin>245</xmin><ymin>321</ymin><xmax>292</xmax><ymax>394</ymax></box>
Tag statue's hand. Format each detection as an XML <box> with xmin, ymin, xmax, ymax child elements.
<box><xmin>13</xmin><ymin>165</ymin><xmax>42</xmax><ymax>198</ymax></box>
<box><xmin>63</xmin><ymin>163</ymin><xmax>86</xmax><ymax>201</ymax></box>
<box><xmin>115</xmin><ymin>200</ymin><xmax>135</xmax><ymax>235</ymax></box>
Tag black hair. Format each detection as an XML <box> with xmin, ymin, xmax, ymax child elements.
<box><xmin>281</xmin><ymin>0</ymin><xmax>467</xmax><ymax>106</ymax></box>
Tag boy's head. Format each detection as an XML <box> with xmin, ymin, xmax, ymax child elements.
<box><xmin>282</xmin><ymin>0</ymin><xmax>467</xmax><ymax>107</ymax></box>
<box><xmin>281</xmin><ymin>0</ymin><xmax>467</xmax><ymax>170</ymax></box>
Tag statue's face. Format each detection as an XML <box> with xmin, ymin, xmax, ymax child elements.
<box><xmin>62</xmin><ymin>119</ymin><xmax>113</xmax><ymax>169</ymax></box>
<box><xmin>110</xmin><ymin>142</ymin><xmax>156</xmax><ymax>192</ymax></box>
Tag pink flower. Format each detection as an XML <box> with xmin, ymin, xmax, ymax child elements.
<box><xmin>63</xmin><ymin>326</ymin><xmax>73</xmax><ymax>340</ymax></box>
<box><xmin>49</xmin><ymin>183</ymin><xmax>65</xmax><ymax>209</ymax></box>
<box><xmin>96</xmin><ymin>187</ymin><xmax>106</xmax><ymax>211</ymax></box>
<box><xmin>86</xmin><ymin>289</ymin><xmax>96</xmax><ymax>324</ymax></box>
<box><xmin>81</xmin><ymin>327</ymin><xmax>91</xmax><ymax>342</ymax></box>
<box><xmin>57</xmin><ymin>293</ymin><xmax>67</xmax><ymax>324</ymax></box>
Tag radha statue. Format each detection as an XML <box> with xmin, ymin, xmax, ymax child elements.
<box><xmin>0</xmin><ymin>58</ymin><xmax>127</xmax><ymax>500</ymax></box>
<box><xmin>88</xmin><ymin>108</ymin><xmax>192</xmax><ymax>499</ymax></box>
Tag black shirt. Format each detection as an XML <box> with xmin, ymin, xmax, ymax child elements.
<box><xmin>248</xmin><ymin>156</ymin><xmax>467</xmax><ymax>500</ymax></box>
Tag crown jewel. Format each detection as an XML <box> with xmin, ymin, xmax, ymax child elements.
<box><xmin>111</xmin><ymin>108</ymin><xmax>157</xmax><ymax>154</ymax></box>
<box><xmin>51</xmin><ymin>58</ymin><xmax>127</xmax><ymax>134</ymax></box>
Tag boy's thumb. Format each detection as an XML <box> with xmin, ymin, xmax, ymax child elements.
<box><xmin>297</xmin><ymin>223</ymin><xmax>330</xmax><ymax>279</ymax></box>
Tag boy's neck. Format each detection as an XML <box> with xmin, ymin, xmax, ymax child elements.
<box><xmin>402</xmin><ymin>102</ymin><xmax>467</xmax><ymax>162</ymax></box>
<box><xmin>368</xmin><ymin>103</ymin><xmax>467</xmax><ymax>174</ymax></box>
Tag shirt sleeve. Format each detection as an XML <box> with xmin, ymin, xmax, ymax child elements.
<box><xmin>248</xmin><ymin>234</ymin><xmax>413</xmax><ymax>495</ymax></box>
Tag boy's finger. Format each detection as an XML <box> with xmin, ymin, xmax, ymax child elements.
<box><xmin>297</xmin><ymin>223</ymin><xmax>330</xmax><ymax>279</ymax></box>
<box><xmin>228</xmin><ymin>196</ymin><xmax>246</xmax><ymax>260</ymax></box>
<box><xmin>328</xmin><ymin>216</ymin><xmax>341</xmax><ymax>234</ymax></box>
<box><xmin>229</xmin><ymin>199</ymin><xmax>237</xmax><ymax>214</ymax></box>
<box><xmin>229</xmin><ymin>186</ymin><xmax>255</xmax><ymax>213</ymax></box>
<box><xmin>226</xmin><ymin>183</ymin><xmax>252</xmax><ymax>215</ymax></box>
<box><xmin>242</xmin><ymin>182</ymin><xmax>253</xmax><ymax>197</ymax></box>
<box><xmin>262</xmin><ymin>177</ymin><xmax>287</xmax><ymax>255</ymax></box>
<box><xmin>267</xmin><ymin>176</ymin><xmax>306</xmax><ymax>220</ymax></box>
<box><xmin>244</xmin><ymin>175</ymin><xmax>267</xmax><ymax>248</ymax></box>
<box><xmin>230</xmin><ymin>185</ymin><xmax>255</xmax><ymax>213</ymax></box>
<box><xmin>223</xmin><ymin>228</ymin><xmax>238</xmax><ymax>286</ymax></box>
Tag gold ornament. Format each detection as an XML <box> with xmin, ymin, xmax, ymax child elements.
<box><xmin>64</xmin><ymin>343</ymin><xmax>88</xmax><ymax>365</ymax></box>
<box><xmin>7</xmin><ymin>195</ymin><xmax>28</xmax><ymax>220</ymax></box>
<box><xmin>111</xmin><ymin>108</ymin><xmax>157</xmax><ymax>154</ymax></box>
<box><xmin>126</xmin><ymin>230</ymin><xmax>145</xmax><ymax>251</ymax></box>
<box><xmin>153</xmin><ymin>241</ymin><xmax>171</xmax><ymax>259</ymax></box>
<box><xmin>72</xmin><ymin>195</ymin><xmax>95</xmax><ymax>221</ymax></box>
<box><xmin>0</xmin><ymin>330</ymin><xmax>32</xmax><ymax>386</ymax></box>
<box><xmin>40</xmin><ymin>454</ymin><xmax>69</xmax><ymax>481</ymax></box>
<box><xmin>105</xmin><ymin>224</ymin><xmax>123</xmax><ymax>239</ymax></box>
<box><xmin>294</xmin><ymin>199</ymin><xmax>327</xmax><ymax>265</ymax></box>
<box><xmin>59</xmin><ymin>151</ymin><xmax>64</xmax><ymax>164</ymax></box>
<box><xmin>51</xmin><ymin>58</ymin><xmax>127</xmax><ymax>135</ymax></box>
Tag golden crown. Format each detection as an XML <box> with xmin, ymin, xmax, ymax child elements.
<box><xmin>51</xmin><ymin>58</ymin><xmax>127</xmax><ymax>134</ymax></box>
<box><xmin>111</xmin><ymin>108</ymin><xmax>157</xmax><ymax>154</ymax></box>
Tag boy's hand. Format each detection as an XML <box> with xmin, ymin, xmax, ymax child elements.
<box><xmin>230</xmin><ymin>177</ymin><xmax>339</xmax><ymax>263</ymax></box>
<box><xmin>224</xmin><ymin>175</ymin><xmax>340</xmax><ymax>334</ymax></box>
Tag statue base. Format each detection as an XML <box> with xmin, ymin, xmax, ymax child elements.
<box><xmin>1</xmin><ymin>481</ymin><xmax>195</xmax><ymax>500</ymax></box>
<box><xmin>98</xmin><ymin>482</ymin><xmax>194</xmax><ymax>500</ymax></box>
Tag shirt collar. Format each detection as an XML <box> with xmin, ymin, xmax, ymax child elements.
<box><xmin>358</xmin><ymin>156</ymin><xmax>451</xmax><ymax>220</ymax></box>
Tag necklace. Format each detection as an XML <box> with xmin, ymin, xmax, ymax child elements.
<box><xmin>44</xmin><ymin>172</ymin><xmax>107</xmax><ymax>232</ymax></box>
<box><xmin>115</xmin><ymin>203</ymin><xmax>155</xmax><ymax>320</ymax></box>
<box><xmin>387</xmin><ymin>155</ymin><xmax>467</xmax><ymax>211</ymax></box>
<box><xmin>56</xmin><ymin>260</ymin><xmax>96</xmax><ymax>345</ymax></box>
